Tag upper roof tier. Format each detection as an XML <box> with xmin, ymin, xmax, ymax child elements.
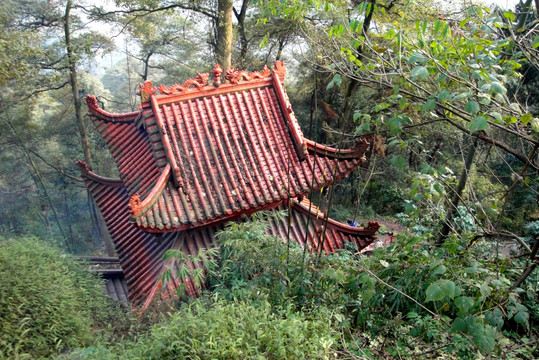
<box><xmin>86</xmin><ymin>61</ymin><xmax>371</xmax><ymax>232</ymax></box>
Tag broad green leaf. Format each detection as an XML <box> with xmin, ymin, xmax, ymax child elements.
<box><xmin>387</xmin><ymin>139</ymin><xmax>401</xmax><ymax>147</ymax></box>
<box><xmin>479</xmin><ymin>282</ymin><xmax>491</xmax><ymax>297</ymax></box>
<box><xmin>465</xmin><ymin>101</ymin><xmax>480</xmax><ymax>115</ymax></box>
<box><xmin>468</xmin><ymin>116</ymin><xmax>488</xmax><ymax>132</ymax></box>
<box><xmin>425</xmin><ymin>283</ymin><xmax>444</xmax><ymax>302</ymax></box>
<box><xmin>432</xmin><ymin>264</ymin><xmax>447</xmax><ymax>276</ymax></box>
<box><xmin>327</xmin><ymin>74</ymin><xmax>341</xmax><ymax>89</ymax></box>
<box><xmin>513</xmin><ymin>309</ymin><xmax>529</xmax><ymax>329</ymax></box>
<box><xmin>520</xmin><ymin>113</ymin><xmax>532</xmax><ymax>125</ymax></box>
<box><xmin>533</xmin><ymin>35</ymin><xmax>539</xmax><ymax>49</ymax></box>
<box><xmin>490</xmin><ymin>81</ymin><xmax>507</xmax><ymax>95</ymax></box>
<box><xmin>490</xmin><ymin>112</ymin><xmax>502</xmax><ymax>122</ymax></box>
<box><xmin>390</xmin><ymin>156</ymin><xmax>407</xmax><ymax>170</ymax></box>
<box><xmin>531</xmin><ymin>118</ymin><xmax>539</xmax><ymax>132</ymax></box>
<box><xmin>474</xmin><ymin>324</ymin><xmax>496</xmax><ymax>353</ymax></box>
<box><xmin>437</xmin><ymin>90</ymin><xmax>450</xmax><ymax>101</ymax></box>
<box><xmin>480</xmin><ymin>83</ymin><xmax>491</xmax><ymax>91</ymax></box>
<box><xmin>451</xmin><ymin>316</ymin><xmax>468</xmax><ymax>332</ymax></box>
<box><xmin>503</xmin><ymin>11</ymin><xmax>516</xmax><ymax>21</ymax></box>
<box><xmin>422</xmin><ymin>98</ymin><xmax>436</xmax><ymax>111</ymax></box>
<box><xmin>407</xmin><ymin>312</ymin><xmax>418</xmax><ymax>319</ymax></box>
<box><xmin>441</xmin><ymin>280</ymin><xmax>459</xmax><ymax>299</ymax></box>
<box><xmin>455</xmin><ymin>296</ymin><xmax>475</xmax><ymax>314</ymax></box>
<box><xmin>485</xmin><ymin>308</ymin><xmax>504</xmax><ymax>330</ymax></box>
<box><xmin>410</xmin><ymin>66</ymin><xmax>429</xmax><ymax>80</ymax></box>
<box><xmin>374</xmin><ymin>103</ymin><xmax>390</xmax><ymax>112</ymax></box>
<box><xmin>409</xmin><ymin>51</ymin><xmax>427</xmax><ymax>64</ymax></box>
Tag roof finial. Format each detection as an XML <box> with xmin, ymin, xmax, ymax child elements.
<box><xmin>273</xmin><ymin>60</ymin><xmax>286</xmax><ymax>82</ymax></box>
<box><xmin>139</xmin><ymin>81</ymin><xmax>156</xmax><ymax>103</ymax></box>
<box><xmin>212</xmin><ymin>64</ymin><xmax>223</xmax><ymax>87</ymax></box>
<box><xmin>129</xmin><ymin>193</ymin><xmax>143</xmax><ymax>217</ymax></box>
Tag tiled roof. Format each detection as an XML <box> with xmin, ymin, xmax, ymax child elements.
<box><xmin>86</xmin><ymin>61</ymin><xmax>370</xmax><ymax>232</ymax></box>
<box><xmin>79</xmin><ymin>256</ymin><xmax>130</xmax><ymax>303</ymax></box>
<box><xmin>80</xmin><ymin>164</ymin><xmax>378</xmax><ymax>308</ymax></box>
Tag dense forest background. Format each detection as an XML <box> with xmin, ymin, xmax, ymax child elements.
<box><xmin>0</xmin><ymin>0</ymin><xmax>538</xmax><ymax>359</ymax></box>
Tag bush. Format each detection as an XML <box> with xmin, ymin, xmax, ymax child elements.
<box><xmin>79</xmin><ymin>296</ymin><xmax>337</xmax><ymax>360</ymax></box>
<box><xmin>0</xmin><ymin>237</ymin><xmax>109</xmax><ymax>359</ymax></box>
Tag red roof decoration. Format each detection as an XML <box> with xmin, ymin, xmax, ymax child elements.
<box><xmin>86</xmin><ymin>61</ymin><xmax>369</xmax><ymax>232</ymax></box>
<box><xmin>79</xmin><ymin>162</ymin><xmax>378</xmax><ymax>307</ymax></box>
<box><xmin>80</xmin><ymin>61</ymin><xmax>377</xmax><ymax>308</ymax></box>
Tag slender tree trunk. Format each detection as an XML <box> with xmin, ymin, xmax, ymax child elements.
<box><xmin>234</xmin><ymin>0</ymin><xmax>250</xmax><ymax>67</ymax></box>
<box><xmin>437</xmin><ymin>137</ymin><xmax>479</xmax><ymax>245</ymax></box>
<box><xmin>126</xmin><ymin>40</ymin><xmax>134</xmax><ymax>111</ymax></box>
<box><xmin>216</xmin><ymin>0</ymin><xmax>233</xmax><ymax>69</ymax></box>
<box><xmin>2</xmin><ymin>108</ymin><xmax>70</xmax><ymax>251</ymax></box>
<box><xmin>341</xmin><ymin>0</ymin><xmax>376</xmax><ymax>123</ymax></box>
<box><xmin>64</xmin><ymin>0</ymin><xmax>93</xmax><ymax>169</ymax></box>
<box><xmin>141</xmin><ymin>51</ymin><xmax>153</xmax><ymax>81</ymax></box>
<box><xmin>64</xmin><ymin>2</ymin><xmax>117</xmax><ymax>254</ymax></box>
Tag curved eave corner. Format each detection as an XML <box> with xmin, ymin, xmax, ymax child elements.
<box><xmin>77</xmin><ymin>160</ymin><xmax>124</xmax><ymax>187</ymax></box>
<box><xmin>85</xmin><ymin>95</ymin><xmax>140</xmax><ymax>123</ymax></box>
<box><xmin>304</xmin><ymin>135</ymin><xmax>372</xmax><ymax>161</ymax></box>
<box><xmin>294</xmin><ymin>198</ymin><xmax>380</xmax><ymax>236</ymax></box>
<box><xmin>128</xmin><ymin>163</ymin><xmax>172</xmax><ymax>225</ymax></box>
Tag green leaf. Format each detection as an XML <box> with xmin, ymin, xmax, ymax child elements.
<box><xmin>387</xmin><ymin>139</ymin><xmax>401</xmax><ymax>147</ymax></box>
<box><xmin>490</xmin><ymin>112</ymin><xmax>502</xmax><ymax>122</ymax></box>
<box><xmin>422</xmin><ymin>98</ymin><xmax>436</xmax><ymax>111</ymax></box>
<box><xmin>513</xmin><ymin>309</ymin><xmax>529</xmax><ymax>329</ymax></box>
<box><xmin>468</xmin><ymin>116</ymin><xmax>488</xmax><ymax>133</ymax></box>
<box><xmin>474</xmin><ymin>324</ymin><xmax>496</xmax><ymax>353</ymax></box>
<box><xmin>437</xmin><ymin>90</ymin><xmax>450</xmax><ymax>101</ymax></box>
<box><xmin>520</xmin><ymin>113</ymin><xmax>533</xmax><ymax>125</ymax></box>
<box><xmin>432</xmin><ymin>265</ymin><xmax>447</xmax><ymax>276</ymax></box>
<box><xmin>425</xmin><ymin>283</ymin><xmax>444</xmax><ymax>302</ymax></box>
<box><xmin>410</xmin><ymin>66</ymin><xmax>429</xmax><ymax>80</ymax></box>
<box><xmin>465</xmin><ymin>101</ymin><xmax>480</xmax><ymax>115</ymax></box>
<box><xmin>326</xmin><ymin>74</ymin><xmax>341</xmax><ymax>89</ymax></box>
<box><xmin>409</xmin><ymin>51</ymin><xmax>427</xmax><ymax>64</ymax></box>
<box><xmin>531</xmin><ymin>118</ymin><xmax>539</xmax><ymax>132</ymax></box>
<box><xmin>503</xmin><ymin>11</ymin><xmax>516</xmax><ymax>21</ymax></box>
<box><xmin>390</xmin><ymin>156</ymin><xmax>406</xmax><ymax>170</ymax></box>
<box><xmin>490</xmin><ymin>81</ymin><xmax>507</xmax><ymax>95</ymax></box>
<box><xmin>451</xmin><ymin>316</ymin><xmax>468</xmax><ymax>332</ymax></box>
<box><xmin>533</xmin><ymin>35</ymin><xmax>539</xmax><ymax>49</ymax></box>
<box><xmin>485</xmin><ymin>308</ymin><xmax>504</xmax><ymax>331</ymax></box>
<box><xmin>373</xmin><ymin>103</ymin><xmax>390</xmax><ymax>112</ymax></box>
<box><xmin>479</xmin><ymin>282</ymin><xmax>491</xmax><ymax>297</ymax></box>
<box><xmin>455</xmin><ymin>296</ymin><xmax>475</xmax><ymax>314</ymax></box>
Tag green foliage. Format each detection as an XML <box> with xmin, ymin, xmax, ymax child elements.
<box><xmin>79</xmin><ymin>296</ymin><xmax>336</xmax><ymax>360</ymax></box>
<box><xmin>353</xmin><ymin>234</ymin><xmax>537</xmax><ymax>358</ymax></box>
<box><xmin>0</xmin><ymin>237</ymin><xmax>110</xmax><ymax>359</ymax></box>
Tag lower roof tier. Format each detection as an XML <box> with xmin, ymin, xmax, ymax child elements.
<box><xmin>80</xmin><ymin>163</ymin><xmax>379</xmax><ymax>308</ymax></box>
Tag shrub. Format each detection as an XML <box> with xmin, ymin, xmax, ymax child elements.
<box><xmin>0</xmin><ymin>237</ymin><xmax>108</xmax><ymax>359</ymax></box>
<box><xmin>79</xmin><ymin>296</ymin><xmax>337</xmax><ymax>360</ymax></box>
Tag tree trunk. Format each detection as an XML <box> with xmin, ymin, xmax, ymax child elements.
<box><xmin>234</xmin><ymin>0</ymin><xmax>250</xmax><ymax>67</ymax></box>
<box><xmin>216</xmin><ymin>0</ymin><xmax>233</xmax><ymax>69</ymax></box>
<box><xmin>341</xmin><ymin>0</ymin><xmax>376</xmax><ymax>123</ymax></box>
<box><xmin>437</xmin><ymin>137</ymin><xmax>479</xmax><ymax>245</ymax></box>
<box><xmin>64</xmin><ymin>0</ymin><xmax>93</xmax><ymax>169</ymax></box>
